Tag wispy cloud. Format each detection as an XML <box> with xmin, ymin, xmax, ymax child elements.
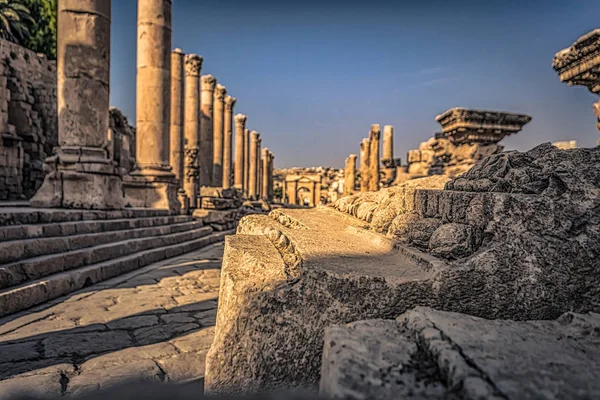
<box><xmin>418</xmin><ymin>66</ymin><xmax>446</xmax><ymax>75</ymax></box>
<box><xmin>406</xmin><ymin>75</ymin><xmax>460</xmax><ymax>89</ymax></box>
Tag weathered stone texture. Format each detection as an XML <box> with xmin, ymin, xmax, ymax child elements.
<box><xmin>321</xmin><ymin>307</ymin><xmax>600</xmax><ymax>400</ymax></box>
<box><xmin>0</xmin><ymin>39</ymin><xmax>57</xmax><ymax>200</ymax></box>
<box><xmin>205</xmin><ymin>143</ymin><xmax>600</xmax><ymax>395</ymax></box>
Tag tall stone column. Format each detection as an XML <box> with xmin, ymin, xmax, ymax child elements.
<box><xmin>359</xmin><ymin>138</ymin><xmax>371</xmax><ymax>192</ymax></box>
<box><xmin>382</xmin><ymin>125</ymin><xmax>393</xmax><ymax>162</ymax></box>
<box><xmin>268</xmin><ymin>151</ymin><xmax>275</xmax><ymax>201</ymax></box>
<box><xmin>243</xmin><ymin>128</ymin><xmax>250</xmax><ymax>196</ymax></box>
<box><xmin>169</xmin><ymin>48</ymin><xmax>189</xmax><ymax>212</ymax></box>
<box><xmin>368</xmin><ymin>124</ymin><xmax>381</xmax><ymax>192</ymax></box>
<box><xmin>212</xmin><ymin>84</ymin><xmax>226</xmax><ymax>186</ymax></box>
<box><xmin>261</xmin><ymin>147</ymin><xmax>269</xmax><ymax>199</ymax></box>
<box><xmin>222</xmin><ymin>95</ymin><xmax>236</xmax><ymax>188</ymax></box>
<box><xmin>124</xmin><ymin>0</ymin><xmax>180</xmax><ymax>213</ymax></box>
<box><xmin>344</xmin><ymin>154</ymin><xmax>357</xmax><ymax>196</ymax></box>
<box><xmin>169</xmin><ymin>49</ymin><xmax>185</xmax><ymax>185</ymax></box>
<box><xmin>200</xmin><ymin>75</ymin><xmax>216</xmax><ymax>187</ymax></box>
<box><xmin>182</xmin><ymin>54</ymin><xmax>202</xmax><ymax>208</ymax></box>
<box><xmin>248</xmin><ymin>131</ymin><xmax>259</xmax><ymax>200</ymax></box>
<box><xmin>255</xmin><ymin>135</ymin><xmax>262</xmax><ymax>198</ymax></box>
<box><xmin>233</xmin><ymin>114</ymin><xmax>247</xmax><ymax>190</ymax></box>
<box><xmin>31</xmin><ymin>0</ymin><xmax>123</xmax><ymax>209</ymax></box>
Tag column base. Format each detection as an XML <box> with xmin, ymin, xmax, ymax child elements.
<box><xmin>29</xmin><ymin>148</ymin><xmax>124</xmax><ymax>210</ymax></box>
<box><xmin>177</xmin><ymin>189</ymin><xmax>190</xmax><ymax>215</ymax></box>
<box><xmin>123</xmin><ymin>171</ymin><xmax>181</xmax><ymax>215</ymax></box>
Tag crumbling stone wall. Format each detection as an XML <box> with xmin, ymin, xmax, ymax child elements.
<box><xmin>0</xmin><ymin>39</ymin><xmax>57</xmax><ymax>200</ymax></box>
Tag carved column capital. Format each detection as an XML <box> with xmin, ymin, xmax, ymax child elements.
<box><xmin>251</xmin><ymin>130</ymin><xmax>260</xmax><ymax>141</ymax></box>
<box><xmin>369</xmin><ymin>124</ymin><xmax>381</xmax><ymax>140</ymax></box>
<box><xmin>184</xmin><ymin>54</ymin><xmax>203</xmax><ymax>76</ymax></box>
<box><xmin>201</xmin><ymin>74</ymin><xmax>216</xmax><ymax>91</ymax></box>
<box><xmin>214</xmin><ymin>83</ymin><xmax>227</xmax><ymax>100</ymax></box>
<box><xmin>235</xmin><ymin>113</ymin><xmax>247</xmax><ymax>125</ymax></box>
<box><xmin>225</xmin><ymin>95</ymin><xmax>237</xmax><ymax>110</ymax></box>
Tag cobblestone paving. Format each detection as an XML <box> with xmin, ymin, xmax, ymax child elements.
<box><xmin>0</xmin><ymin>242</ymin><xmax>226</xmax><ymax>398</ymax></box>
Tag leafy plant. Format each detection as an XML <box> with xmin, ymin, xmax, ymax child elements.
<box><xmin>0</xmin><ymin>0</ymin><xmax>35</xmax><ymax>43</ymax></box>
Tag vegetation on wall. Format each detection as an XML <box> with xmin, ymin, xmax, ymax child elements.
<box><xmin>0</xmin><ymin>0</ymin><xmax>56</xmax><ymax>59</ymax></box>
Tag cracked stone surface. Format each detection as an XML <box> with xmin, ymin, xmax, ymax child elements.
<box><xmin>0</xmin><ymin>243</ymin><xmax>224</xmax><ymax>399</ymax></box>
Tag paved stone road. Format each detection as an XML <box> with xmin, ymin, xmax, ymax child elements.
<box><xmin>0</xmin><ymin>242</ymin><xmax>225</xmax><ymax>398</ymax></box>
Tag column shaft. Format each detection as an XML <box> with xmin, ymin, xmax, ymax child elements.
<box><xmin>383</xmin><ymin>125</ymin><xmax>394</xmax><ymax>161</ymax></box>
<box><xmin>369</xmin><ymin>124</ymin><xmax>381</xmax><ymax>191</ymax></box>
<box><xmin>243</xmin><ymin>129</ymin><xmax>250</xmax><ymax>196</ymax></box>
<box><xmin>255</xmin><ymin>136</ymin><xmax>262</xmax><ymax>198</ymax></box>
<box><xmin>135</xmin><ymin>0</ymin><xmax>172</xmax><ymax>173</ymax></box>
<box><xmin>182</xmin><ymin>54</ymin><xmax>202</xmax><ymax>206</ymax></box>
<box><xmin>344</xmin><ymin>154</ymin><xmax>357</xmax><ymax>195</ymax></box>
<box><xmin>212</xmin><ymin>84</ymin><xmax>226</xmax><ymax>186</ymax></box>
<box><xmin>200</xmin><ymin>75</ymin><xmax>216</xmax><ymax>187</ymax></box>
<box><xmin>248</xmin><ymin>131</ymin><xmax>259</xmax><ymax>199</ymax></box>
<box><xmin>360</xmin><ymin>138</ymin><xmax>371</xmax><ymax>192</ymax></box>
<box><xmin>169</xmin><ymin>48</ymin><xmax>185</xmax><ymax>186</ymax></box>
<box><xmin>233</xmin><ymin>114</ymin><xmax>247</xmax><ymax>190</ymax></box>
<box><xmin>261</xmin><ymin>148</ymin><xmax>269</xmax><ymax>199</ymax></box>
<box><xmin>222</xmin><ymin>95</ymin><xmax>236</xmax><ymax>188</ymax></box>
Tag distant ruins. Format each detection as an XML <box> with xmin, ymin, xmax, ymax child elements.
<box><xmin>274</xmin><ymin>166</ymin><xmax>344</xmax><ymax>206</ymax></box>
<box><xmin>342</xmin><ymin>109</ymin><xmax>532</xmax><ymax>195</ymax></box>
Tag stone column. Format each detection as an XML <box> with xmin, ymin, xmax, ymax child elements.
<box><xmin>169</xmin><ymin>48</ymin><xmax>189</xmax><ymax>212</ymax></box>
<box><xmin>255</xmin><ymin>135</ymin><xmax>262</xmax><ymax>198</ymax></box>
<box><xmin>170</xmin><ymin>49</ymin><xmax>185</xmax><ymax>185</ymax></box>
<box><xmin>261</xmin><ymin>147</ymin><xmax>269</xmax><ymax>199</ymax></box>
<box><xmin>182</xmin><ymin>54</ymin><xmax>202</xmax><ymax>207</ymax></box>
<box><xmin>243</xmin><ymin>129</ymin><xmax>250</xmax><ymax>196</ymax></box>
<box><xmin>383</xmin><ymin>125</ymin><xmax>393</xmax><ymax>162</ymax></box>
<box><xmin>124</xmin><ymin>0</ymin><xmax>180</xmax><ymax>213</ymax></box>
<box><xmin>369</xmin><ymin>124</ymin><xmax>381</xmax><ymax>192</ymax></box>
<box><xmin>248</xmin><ymin>131</ymin><xmax>259</xmax><ymax>199</ymax></box>
<box><xmin>233</xmin><ymin>114</ymin><xmax>247</xmax><ymax>190</ymax></box>
<box><xmin>222</xmin><ymin>95</ymin><xmax>236</xmax><ymax>188</ymax></box>
<box><xmin>359</xmin><ymin>138</ymin><xmax>371</xmax><ymax>192</ymax></box>
<box><xmin>344</xmin><ymin>154</ymin><xmax>357</xmax><ymax>196</ymax></box>
<box><xmin>31</xmin><ymin>0</ymin><xmax>123</xmax><ymax>209</ymax></box>
<box><xmin>212</xmin><ymin>83</ymin><xmax>226</xmax><ymax>186</ymax></box>
<box><xmin>200</xmin><ymin>74</ymin><xmax>216</xmax><ymax>187</ymax></box>
<box><xmin>268</xmin><ymin>151</ymin><xmax>275</xmax><ymax>201</ymax></box>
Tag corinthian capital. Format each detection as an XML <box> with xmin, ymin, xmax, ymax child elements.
<box><xmin>225</xmin><ymin>95</ymin><xmax>237</xmax><ymax>110</ymax></box>
<box><xmin>201</xmin><ymin>75</ymin><xmax>216</xmax><ymax>91</ymax></box>
<box><xmin>251</xmin><ymin>130</ymin><xmax>260</xmax><ymax>141</ymax></box>
<box><xmin>214</xmin><ymin>83</ymin><xmax>227</xmax><ymax>100</ymax></box>
<box><xmin>234</xmin><ymin>113</ymin><xmax>247</xmax><ymax>126</ymax></box>
<box><xmin>184</xmin><ymin>54</ymin><xmax>203</xmax><ymax>77</ymax></box>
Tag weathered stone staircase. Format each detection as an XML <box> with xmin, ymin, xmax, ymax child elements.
<box><xmin>0</xmin><ymin>207</ymin><xmax>229</xmax><ymax>317</ymax></box>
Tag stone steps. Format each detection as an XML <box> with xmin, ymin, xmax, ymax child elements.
<box><xmin>0</xmin><ymin>229</ymin><xmax>231</xmax><ymax>317</ymax></box>
<box><xmin>0</xmin><ymin>223</ymin><xmax>210</xmax><ymax>290</ymax></box>
<box><xmin>0</xmin><ymin>217</ymin><xmax>197</xmax><ymax>264</ymax></box>
<box><xmin>0</xmin><ymin>214</ymin><xmax>192</xmax><ymax>242</ymax></box>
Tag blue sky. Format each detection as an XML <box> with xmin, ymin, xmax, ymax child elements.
<box><xmin>110</xmin><ymin>0</ymin><xmax>600</xmax><ymax>168</ymax></box>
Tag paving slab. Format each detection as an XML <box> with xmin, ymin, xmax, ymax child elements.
<box><xmin>0</xmin><ymin>242</ymin><xmax>226</xmax><ymax>398</ymax></box>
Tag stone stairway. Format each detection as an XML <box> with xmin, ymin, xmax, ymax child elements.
<box><xmin>0</xmin><ymin>207</ymin><xmax>230</xmax><ymax>317</ymax></box>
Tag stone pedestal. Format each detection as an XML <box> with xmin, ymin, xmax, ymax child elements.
<box><xmin>359</xmin><ymin>138</ymin><xmax>371</xmax><ymax>192</ymax></box>
<box><xmin>369</xmin><ymin>124</ymin><xmax>380</xmax><ymax>191</ymax></box>
<box><xmin>182</xmin><ymin>54</ymin><xmax>202</xmax><ymax>207</ymax></box>
<box><xmin>31</xmin><ymin>0</ymin><xmax>124</xmax><ymax>210</ymax></box>
<box><xmin>212</xmin><ymin>84</ymin><xmax>226</xmax><ymax>186</ymax></box>
<box><xmin>200</xmin><ymin>75</ymin><xmax>216</xmax><ymax>187</ymax></box>
<box><xmin>344</xmin><ymin>154</ymin><xmax>357</xmax><ymax>196</ymax></box>
<box><xmin>124</xmin><ymin>0</ymin><xmax>180</xmax><ymax>214</ymax></box>
<box><xmin>234</xmin><ymin>114</ymin><xmax>247</xmax><ymax>190</ymax></box>
<box><xmin>222</xmin><ymin>95</ymin><xmax>236</xmax><ymax>188</ymax></box>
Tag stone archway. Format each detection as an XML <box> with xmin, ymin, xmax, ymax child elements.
<box><xmin>296</xmin><ymin>186</ymin><xmax>312</xmax><ymax>206</ymax></box>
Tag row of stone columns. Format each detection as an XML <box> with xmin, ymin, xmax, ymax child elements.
<box><xmin>344</xmin><ymin>124</ymin><xmax>394</xmax><ymax>194</ymax></box>
<box><xmin>31</xmin><ymin>0</ymin><xmax>276</xmax><ymax>212</ymax></box>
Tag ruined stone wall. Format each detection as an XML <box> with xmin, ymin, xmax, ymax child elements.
<box><xmin>0</xmin><ymin>39</ymin><xmax>57</xmax><ymax>200</ymax></box>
